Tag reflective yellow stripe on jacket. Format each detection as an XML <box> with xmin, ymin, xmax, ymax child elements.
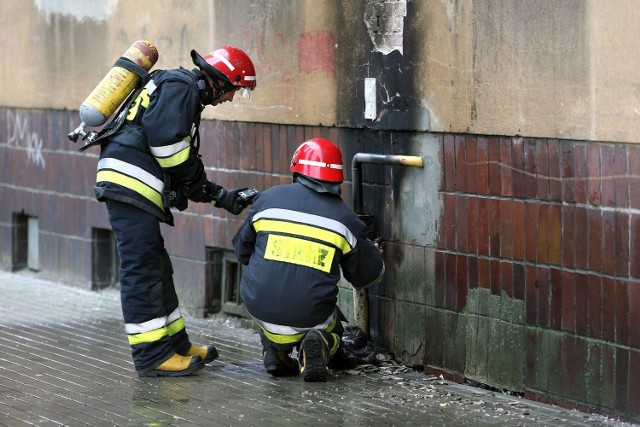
<box><xmin>150</xmin><ymin>138</ymin><xmax>191</xmax><ymax>168</ymax></box>
<box><xmin>96</xmin><ymin>157</ymin><xmax>164</xmax><ymax>209</ymax></box>
<box><xmin>251</xmin><ymin>208</ymin><xmax>358</xmax><ymax>272</ymax></box>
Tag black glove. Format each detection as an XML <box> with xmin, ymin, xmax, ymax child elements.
<box><xmin>186</xmin><ymin>180</ymin><xmax>220</xmax><ymax>203</ymax></box>
<box><xmin>214</xmin><ymin>187</ymin><xmax>248</xmax><ymax>215</ymax></box>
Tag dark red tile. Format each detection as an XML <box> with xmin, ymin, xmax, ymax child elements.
<box><xmin>587</xmin><ymin>209</ymin><xmax>602</xmax><ymax>272</ymax></box>
<box><xmin>478</xmin><ymin>258</ymin><xmax>490</xmax><ymax>290</ymax></box>
<box><xmin>490</xmin><ymin>259</ymin><xmax>501</xmax><ymax>296</ymax></box>
<box><xmin>489</xmin><ymin>199</ymin><xmax>501</xmax><ymax>257</ymax></box>
<box><xmin>467</xmin><ymin>197</ymin><xmax>479</xmax><ymax>254</ymax></box>
<box><xmin>443</xmin><ymin>194</ymin><xmax>456</xmax><ymax>249</ymax></box>
<box><xmin>512</xmin><ymin>139</ymin><xmax>525</xmax><ymax>198</ymax></box>
<box><xmin>574</xmin><ymin>207</ymin><xmax>588</xmax><ymax>270</ymax></box>
<box><xmin>513</xmin><ymin>263</ymin><xmax>525</xmax><ymax>300</ymax></box>
<box><xmin>600</xmin><ymin>145</ymin><xmax>616</xmax><ymax>207</ymax></box>
<box><xmin>550</xmin><ymin>268</ymin><xmax>563</xmax><ymax>329</ymax></box>
<box><xmin>468</xmin><ymin>256</ymin><xmax>479</xmax><ymax>289</ymax></box>
<box><xmin>501</xmin><ymin>261</ymin><xmax>514</xmax><ymax>298</ymax></box>
<box><xmin>587</xmin><ymin>274</ymin><xmax>602</xmax><ymax>339</ymax></box>
<box><xmin>466</xmin><ymin>136</ymin><xmax>478</xmax><ymax>194</ymax></box>
<box><xmin>601</xmin><ymin>211</ymin><xmax>616</xmax><ymax>275</ymax></box>
<box><xmin>615</xmin><ymin>212</ymin><xmax>629</xmax><ymax>277</ymax></box>
<box><xmin>512</xmin><ymin>201</ymin><xmax>525</xmax><ymax>261</ymax></box>
<box><xmin>499</xmin><ymin>200</ymin><xmax>513</xmax><ymax>259</ymax></box>
<box><xmin>575</xmin><ymin>273</ymin><xmax>589</xmax><ymax>336</ymax></box>
<box><xmin>616</xmin><ymin>280</ymin><xmax>630</xmax><ymax>346</ymax></box>
<box><xmin>548</xmin><ymin>141</ymin><xmax>562</xmax><ymax>201</ymax></box>
<box><xmin>537</xmin><ymin>267</ymin><xmax>550</xmax><ymax>328</ymax></box>
<box><xmin>524</xmin><ymin>139</ymin><xmax>537</xmax><ymax>199</ymax></box>
<box><xmin>477</xmin><ymin>198</ymin><xmax>489</xmax><ymax>255</ymax></box>
<box><xmin>548</xmin><ymin>204</ymin><xmax>562</xmax><ymax>266</ymax></box>
<box><xmin>632</xmin><ymin>215</ymin><xmax>640</xmax><ymax>278</ymax></box>
<box><xmin>435</xmin><ymin>251</ymin><xmax>446</xmax><ymax>308</ymax></box>
<box><xmin>587</xmin><ymin>144</ymin><xmax>601</xmax><ymax>206</ymax></box>
<box><xmin>525</xmin><ymin>265</ymin><xmax>538</xmax><ymax>325</ymax></box>
<box><xmin>562</xmin><ymin>205</ymin><xmax>576</xmax><ymax>268</ymax></box>
<box><xmin>629</xmin><ymin>145</ymin><xmax>640</xmax><ymax>210</ymax></box>
<box><xmin>455</xmin><ymin>196</ymin><xmax>469</xmax><ymax>252</ymax></box>
<box><xmin>500</xmin><ymin>138</ymin><xmax>513</xmax><ymax>197</ymax></box>
<box><xmin>573</xmin><ymin>143</ymin><xmax>588</xmax><ymax>204</ymax></box>
<box><xmin>524</xmin><ymin>202</ymin><xmax>538</xmax><ymax>262</ymax></box>
<box><xmin>561</xmin><ymin>271</ymin><xmax>576</xmax><ymax>333</ymax></box>
<box><xmin>488</xmin><ymin>137</ymin><xmax>501</xmax><ymax>196</ymax></box>
<box><xmin>602</xmin><ymin>278</ymin><xmax>616</xmax><ymax>342</ymax></box>
<box><xmin>537</xmin><ymin>203</ymin><xmax>549</xmax><ymax>264</ymax></box>
<box><xmin>456</xmin><ymin>255</ymin><xmax>469</xmax><ymax>310</ymax></box>
<box><xmin>536</xmin><ymin>140</ymin><xmax>550</xmax><ymax>200</ymax></box>
<box><xmin>613</xmin><ymin>144</ymin><xmax>629</xmax><ymax>208</ymax></box>
<box><xmin>445</xmin><ymin>253</ymin><xmax>457</xmax><ymax>310</ymax></box>
<box><xmin>631</xmin><ymin>283</ymin><xmax>640</xmax><ymax>348</ymax></box>
<box><xmin>561</xmin><ymin>143</ymin><xmax>575</xmax><ymax>203</ymax></box>
<box><xmin>455</xmin><ymin>135</ymin><xmax>467</xmax><ymax>193</ymax></box>
<box><xmin>476</xmin><ymin>137</ymin><xmax>490</xmax><ymax>195</ymax></box>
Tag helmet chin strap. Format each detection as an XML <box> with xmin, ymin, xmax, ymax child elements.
<box><xmin>194</xmin><ymin>68</ymin><xmax>228</xmax><ymax>105</ymax></box>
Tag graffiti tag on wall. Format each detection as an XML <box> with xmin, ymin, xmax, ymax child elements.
<box><xmin>7</xmin><ymin>111</ymin><xmax>46</xmax><ymax>169</ymax></box>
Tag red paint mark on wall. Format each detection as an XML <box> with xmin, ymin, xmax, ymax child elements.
<box><xmin>298</xmin><ymin>31</ymin><xmax>336</xmax><ymax>77</ymax></box>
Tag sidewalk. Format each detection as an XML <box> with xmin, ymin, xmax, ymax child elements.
<box><xmin>0</xmin><ymin>270</ymin><xmax>634</xmax><ymax>427</ymax></box>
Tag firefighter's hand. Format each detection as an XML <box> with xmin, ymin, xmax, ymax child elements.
<box><xmin>186</xmin><ymin>180</ymin><xmax>219</xmax><ymax>203</ymax></box>
<box><xmin>213</xmin><ymin>187</ymin><xmax>248</xmax><ymax>215</ymax></box>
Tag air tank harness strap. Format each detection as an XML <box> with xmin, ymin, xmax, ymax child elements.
<box><xmin>113</xmin><ymin>57</ymin><xmax>151</xmax><ymax>85</ymax></box>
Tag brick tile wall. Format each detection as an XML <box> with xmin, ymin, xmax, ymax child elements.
<box><xmin>435</xmin><ymin>134</ymin><xmax>640</xmax><ymax>419</ymax></box>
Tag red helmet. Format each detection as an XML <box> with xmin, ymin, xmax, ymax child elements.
<box><xmin>290</xmin><ymin>138</ymin><xmax>344</xmax><ymax>183</ymax></box>
<box><xmin>191</xmin><ymin>46</ymin><xmax>257</xmax><ymax>91</ymax></box>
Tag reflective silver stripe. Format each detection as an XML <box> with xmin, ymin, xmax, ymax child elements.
<box><xmin>297</xmin><ymin>159</ymin><xmax>343</xmax><ymax>170</ymax></box>
<box><xmin>149</xmin><ymin>139</ymin><xmax>190</xmax><ymax>158</ymax></box>
<box><xmin>97</xmin><ymin>158</ymin><xmax>163</xmax><ymax>193</ymax></box>
<box><xmin>253</xmin><ymin>208</ymin><xmax>357</xmax><ymax>248</ymax></box>
<box><xmin>214</xmin><ymin>51</ymin><xmax>235</xmax><ymax>71</ymax></box>
<box><xmin>145</xmin><ymin>79</ymin><xmax>157</xmax><ymax>95</ymax></box>
<box><xmin>166</xmin><ymin>308</ymin><xmax>182</xmax><ymax>324</ymax></box>
<box><xmin>251</xmin><ymin>311</ymin><xmax>336</xmax><ymax>336</ymax></box>
<box><xmin>244</xmin><ymin>76</ymin><xmax>256</xmax><ymax>81</ymax></box>
<box><xmin>125</xmin><ymin>316</ymin><xmax>166</xmax><ymax>334</ymax></box>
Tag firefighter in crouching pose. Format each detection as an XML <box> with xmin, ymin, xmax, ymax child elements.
<box><xmin>232</xmin><ymin>138</ymin><xmax>385</xmax><ymax>382</ymax></box>
<box><xmin>94</xmin><ymin>46</ymin><xmax>257</xmax><ymax>376</ymax></box>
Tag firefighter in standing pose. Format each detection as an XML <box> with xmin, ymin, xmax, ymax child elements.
<box><xmin>94</xmin><ymin>46</ymin><xmax>257</xmax><ymax>376</ymax></box>
<box><xmin>232</xmin><ymin>138</ymin><xmax>385</xmax><ymax>382</ymax></box>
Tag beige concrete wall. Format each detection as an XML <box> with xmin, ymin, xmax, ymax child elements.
<box><xmin>1</xmin><ymin>0</ymin><xmax>639</xmax><ymax>143</ymax></box>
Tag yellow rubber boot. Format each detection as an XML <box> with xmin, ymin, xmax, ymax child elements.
<box><xmin>139</xmin><ymin>354</ymin><xmax>204</xmax><ymax>377</ymax></box>
<box><xmin>183</xmin><ymin>344</ymin><xmax>219</xmax><ymax>364</ymax></box>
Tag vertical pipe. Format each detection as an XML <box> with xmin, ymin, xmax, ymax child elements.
<box><xmin>350</xmin><ymin>153</ymin><xmax>424</xmax><ymax>336</ymax></box>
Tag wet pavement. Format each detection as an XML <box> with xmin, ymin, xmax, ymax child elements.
<box><xmin>0</xmin><ymin>270</ymin><xmax>636</xmax><ymax>427</ymax></box>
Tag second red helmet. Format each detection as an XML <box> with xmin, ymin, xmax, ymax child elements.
<box><xmin>290</xmin><ymin>138</ymin><xmax>344</xmax><ymax>183</ymax></box>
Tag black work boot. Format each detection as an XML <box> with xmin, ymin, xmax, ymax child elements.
<box><xmin>139</xmin><ymin>354</ymin><xmax>204</xmax><ymax>377</ymax></box>
<box><xmin>299</xmin><ymin>330</ymin><xmax>329</xmax><ymax>382</ymax></box>
<box><xmin>181</xmin><ymin>344</ymin><xmax>219</xmax><ymax>364</ymax></box>
<box><xmin>263</xmin><ymin>348</ymin><xmax>299</xmax><ymax>377</ymax></box>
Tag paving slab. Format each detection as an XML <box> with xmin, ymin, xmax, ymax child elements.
<box><xmin>0</xmin><ymin>271</ymin><xmax>634</xmax><ymax>427</ymax></box>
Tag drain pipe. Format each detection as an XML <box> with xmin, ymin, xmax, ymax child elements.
<box><xmin>351</xmin><ymin>153</ymin><xmax>424</xmax><ymax>336</ymax></box>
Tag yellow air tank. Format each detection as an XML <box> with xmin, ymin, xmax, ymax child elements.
<box><xmin>68</xmin><ymin>40</ymin><xmax>158</xmax><ymax>142</ymax></box>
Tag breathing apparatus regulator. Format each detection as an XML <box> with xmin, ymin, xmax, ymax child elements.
<box><xmin>67</xmin><ymin>40</ymin><xmax>159</xmax><ymax>147</ymax></box>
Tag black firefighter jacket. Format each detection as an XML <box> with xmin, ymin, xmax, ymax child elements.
<box><xmin>94</xmin><ymin>68</ymin><xmax>206</xmax><ymax>225</ymax></box>
<box><xmin>232</xmin><ymin>180</ymin><xmax>385</xmax><ymax>328</ymax></box>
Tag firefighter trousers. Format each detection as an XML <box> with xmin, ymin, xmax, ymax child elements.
<box><xmin>105</xmin><ymin>198</ymin><xmax>192</xmax><ymax>373</ymax></box>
